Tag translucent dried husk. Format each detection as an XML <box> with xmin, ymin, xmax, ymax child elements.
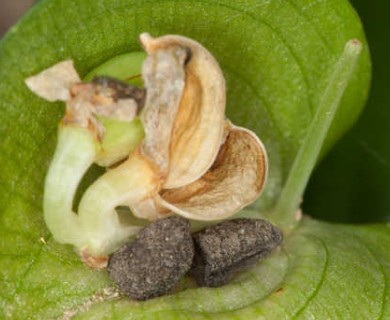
<box><xmin>140</xmin><ymin>34</ymin><xmax>227</xmax><ymax>189</ymax></box>
<box><xmin>158</xmin><ymin>124</ymin><xmax>268</xmax><ymax>220</ymax></box>
<box><xmin>130</xmin><ymin>34</ymin><xmax>268</xmax><ymax>222</ymax></box>
<box><xmin>25</xmin><ymin>60</ymin><xmax>80</xmax><ymax>102</ymax></box>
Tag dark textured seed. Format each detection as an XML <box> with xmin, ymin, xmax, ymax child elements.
<box><xmin>107</xmin><ymin>216</ymin><xmax>194</xmax><ymax>301</ymax></box>
<box><xmin>191</xmin><ymin>218</ymin><xmax>283</xmax><ymax>287</ymax></box>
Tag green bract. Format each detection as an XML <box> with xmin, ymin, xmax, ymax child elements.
<box><xmin>1</xmin><ymin>0</ymin><xmax>389</xmax><ymax>319</ymax></box>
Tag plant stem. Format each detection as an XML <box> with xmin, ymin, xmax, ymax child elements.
<box><xmin>44</xmin><ymin>123</ymin><xmax>146</xmax><ymax>255</ymax></box>
<box><xmin>78</xmin><ymin>151</ymin><xmax>158</xmax><ymax>255</ymax></box>
<box><xmin>43</xmin><ymin>126</ymin><xmax>99</xmax><ymax>247</ymax></box>
<box><xmin>42</xmin><ymin>53</ymin><xmax>148</xmax><ymax>256</ymax></box>
<box><xmin>274</xmin><ymin>39</ymin><xmax>363</xmax><ymax>230</ymax></box>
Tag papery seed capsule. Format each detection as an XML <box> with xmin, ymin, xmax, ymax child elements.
<box><xmin>191</xmin><ymin>218</ymin><xmax>283</xmax><ymax>287</ymax></box>
<box><xmin>107</xmin><ymin>216</ymin><xmax>194</xmax><ymax>300</ymax></box>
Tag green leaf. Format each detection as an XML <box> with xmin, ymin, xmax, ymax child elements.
<box><xmin>74</xmin><ymin>220</ymin><xmax>390</xmax><ymax>320</ymax></box>
<box><xmin>2</xmin><ymin>218</ymin><xmax>389</xmax><ymax>319</ymax></box>
<box><xmin>1</xmin><ymin>0</ymin><xmax>385</xmax><ymax>319</ymax></box>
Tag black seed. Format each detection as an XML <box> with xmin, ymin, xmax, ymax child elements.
<box><xmin>191</xmin><ymin>218</ymin><xmax>283</xmax><ymax>287</ymax></box>
<box><xmin>107</xmin><ymin>216</ymin><xmax>194</xmax><ymax>301</ymax></box>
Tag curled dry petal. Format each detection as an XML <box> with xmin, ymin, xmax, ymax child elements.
<box><xmin>140</xmin><ymin>33</ymin><xmax>226</xmax><ymax>189</ymax></box>
<box><xmin>25</xmin><ymin>60</ymin><xmax>80</xmax><ymax>102</ymax></box>
<box><xmin>130</xmin><ymin>34</ymin><xmax>267</xmax><ymax>222</ymax></box>
<box><xmin>157</xmin><ymin>124</ymin><xmax>268</xmax><ymax>221</ymax></box>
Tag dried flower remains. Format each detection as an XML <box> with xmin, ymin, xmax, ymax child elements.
<box><xmin>25</xmin><ymin>33</ymin><xmax>269</xmax><ymax>267</ymax></box>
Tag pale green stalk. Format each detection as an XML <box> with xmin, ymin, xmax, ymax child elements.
<box><xmin>78</xmin><ymin>153</ymin><xmax>157</xmax><ymax>255</ymax></box>
<box><xmin>275</xmin><ymin>40</ymin><xmax>363</xmax><ymax>229</ymax></box>
<box><xmin>44</xmin><ymin>123</ymin><xmax>144</xmax><ymax>255</ymax></box>
<box><xmin>42</xmin><ymin>53</ymin><xmax>147</xmax><ymax>256</ymax></box>
<box><xmin>44</xmin><ymin>126</ymin><xmax>99</xmax><ymax>247</ymax></box>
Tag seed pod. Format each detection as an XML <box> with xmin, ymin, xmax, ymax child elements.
<box><xmin>158</xmin><ymin>122</ymin><xmax>268</xmax><ymax>221</ymax></box>
<box><xmin>107</xmin><ymin>216</ymin><xmax>194</xmax><ymax>300</ymax></box>
<box><xmin>191</xmin><ymin>218</ymin><xmax>283</xmax><ymax>287</ymax></box>
<box><xmin>139</xmin><ymin>33</ymin><xmax>226</xmax><ymax>189</ymax></box>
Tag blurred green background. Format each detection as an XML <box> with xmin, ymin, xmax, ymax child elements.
<box><xmin>1</xmin><ymin>0</ymin><xmax>389</xmax><ymax>224</ymax></box>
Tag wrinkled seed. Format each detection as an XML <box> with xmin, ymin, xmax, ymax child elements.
<box><xmin>107</xmin><ymin>216</ymin><xmax>194</xmax><ymax>301</ymax></box>
<box><xmin>191</xmin><ymin>218</ymin><xmax>283</xmax><ymax>287</ymax></box>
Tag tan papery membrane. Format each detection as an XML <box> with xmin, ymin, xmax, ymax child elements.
<box><xmin>131</xmin><ymin>34</ymin><xmax>267</xmax><ymax>222</ymax></box>
<box><xmin>140</xmin><ymin>33</ymin><xmax>227</xmax><ymax>189</ymax></box>
<box><xmin>158</xmin><ymin>123</ymin><xmax>268</xmax><ymax>220</ymax></box>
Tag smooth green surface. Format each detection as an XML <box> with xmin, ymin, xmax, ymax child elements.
<box><xmin>43</xmin><ymin>126</ymin><xmax>98</xmax><ymax>246</ymax></box>
<box><xmin>96</xmin><ymin>117</ymin><xmax>144</xmax><ymax>167</ymax></box>
<box><xmin>0</xmin><ymin>0</ymin><xmax>387</xmax><ymax>319</ymax></box>
<box><xmin>84</xmin><ymin>51</ymin><xmax>146</xmax><ymax>86</ymax></box>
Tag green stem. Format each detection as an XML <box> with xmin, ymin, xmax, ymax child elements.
<box><xmin>42</xmin><ymin>53</ymin><xmax>147</xmax><ymax>256</ymax></box>
<box><xmin>44</xmin><ymin>122</ymin><xmax>145</xmax><ymax>255</ymax></box>
<box><xmin>43</xmin><ymin>126</ymin><xmax>99</xmax><ymax>247</ymax></box>
<box><xmin>78</xmin><ymin>152</ymin><xmax>158</xmax><ymax>255</ymax></box>
<box><xmin>274</xmin><ymin>39</ymin><xmax>363</xmax><ymax>229</ymax></box>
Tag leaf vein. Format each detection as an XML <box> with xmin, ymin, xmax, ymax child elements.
<box><xmin>352</xmin><ymin>232</ymin><xmax>388</xmax><ymax>320</ymax></box>
<box><xmin>291</xmin><ymin>235</ymin><xmax>329</xmax><ymax>319</ymax></box>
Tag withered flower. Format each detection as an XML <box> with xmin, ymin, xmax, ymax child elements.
<box><xmin>129</xmin><ymin>34</ymin><xmax>268</xmax><ymax>222</ymax></box>
<box><xmin>26</xmin><ymin>33</ymin><xmax>268</xmax><ymax>268</ymax></box>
